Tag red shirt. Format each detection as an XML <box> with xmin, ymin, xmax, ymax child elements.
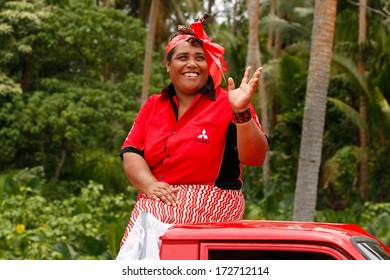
<box><xmin>120</xmin><ymin>82</ymin><xmax>262</xmax><ymax>189</ymax></box>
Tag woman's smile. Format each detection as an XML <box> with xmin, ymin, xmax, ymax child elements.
<box><xmin>183</xmin><ymin>72</ymin><xmax>199</xmax><ymax>77</ymax></box>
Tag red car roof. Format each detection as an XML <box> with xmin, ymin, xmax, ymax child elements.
<box><xmin>161</xmin><ymin>220</ymin><xmax>389</xmax><ymax>250</ymax></box>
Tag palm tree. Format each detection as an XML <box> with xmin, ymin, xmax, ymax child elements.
<box><xmin>246</xmin><ymin>0</ymin><xmax>270</xmax><ymax>183</ymax></box>
<box><xmin>140</xmin><ymin>0</ymin><xmax>160</xmax><ymax>104</ymax></box>
<box><xmin>267</xmin><ymin>0</ymin><xmax>276</xmax><ymax>54</ymax></box>
<box><xmin>324</xmin><ymin>0</ymin><xmax>390</xmax><ymax>203</ymax></box>
<box><xmin>358</xmin><ymin>0</ymin><xmax>368</xmax><ymax>199</ymax></box>
<box><xmin>323</xmin><ymin>49</ymin><xmax>390</xmax><ymax>205</ymax></box>
<box><xmin>293</xmin><ymin>0</ymin><xmax>338</xmax><ymax>222</ymax></box>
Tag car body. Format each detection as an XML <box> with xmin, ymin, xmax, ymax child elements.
<box><xmin>159</xmin><ymin>220</ymin><xmax>390</xmax><ymax>260</ymax></box>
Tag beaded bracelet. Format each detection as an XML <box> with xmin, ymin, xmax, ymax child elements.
<box><xmin>233</xmin><ymin>107</ymin><xmax>252</xmax><ymax>123</ymax></box>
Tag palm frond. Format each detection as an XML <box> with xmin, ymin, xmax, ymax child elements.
<box><xmin>372</xmin><ymin>87</ymin><xmax>390</xmax><ymax>128</ymax></box>
<box><xmin>322</xmin><ymin>145</ymin><xmax>362</xmax><ymax>189</ymax></box>
<box><xmin>328</xmin><ymin>97</ymin><xmax>368</xmax><ymax>132</ymax></box>
<box><xmin>331</xmin><ymin>53</ymin><xmax>370</xmax><ymax>99</ymax></box>
<box><xmin>293</xmin><ymin>7</ymin><xmax>314</xmax><ymax>17</ymax></box>
<box><xmin>262</xmin><ymin>58</ymin><xmax>280</xmax><ymax>99</ymax></box>
<box><xmin>260</xmin><ymin>14</ymin><xmax>310</xmax><ymax>36</ymax></box>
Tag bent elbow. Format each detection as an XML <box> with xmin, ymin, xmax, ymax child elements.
<box><xmin>240</xmin><ymin>153</ymin><xmax>267</xmax><ymax>166</ymax></box>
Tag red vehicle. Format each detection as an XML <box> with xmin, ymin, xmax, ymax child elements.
<box><xmin>159</xmin><ymin>220</ymin><xmax>390</xmax><ymax>260</ymax></box>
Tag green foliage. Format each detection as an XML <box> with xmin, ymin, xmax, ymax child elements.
<box><xmin>315</xmin><ymin>201</ymin><xmax>390</xmax><ymax>247</ymax></box>
<box><xmin>35</xmin><ymin>1</ymin><xmax>145</xmax><ymax>82</ymax></box>
<box><xmin>0</xmin><ymin>0</ymin><xmax>49</xmax><ymax>88</ymax></box>
<box><xmin>0</xmin><ymin>1</ymin><xmax>150</xmax><ymax>184</ymax></box>
<box><xmin>363</xmin><ymin>203</ymin><xmax>390</xmax><ymax>246</ymax></box>
<box><xmin>0</xmin><ymin>72</ymin><xmax>22</xmax><ymax>96</ymax></box>
<box><xmin>0</xmin><ymin>167</ymin><xmax>136</xmax><ymax>259</ymax></box>
<box><xmin>0</xmin><ymin>0</ymin><xmax>49</xmax><ymax>60</ymax></box>
<box><xmin>0</xmin><ymin>92</ymin><xmax>24</xmax><ymax>162</ymax></box>
<box><xmin>0</xmin><ymin>0</ymin><xmax>390</xmax><ymax>259</ymax></box>
<box><xmin>0</xmin><ymin>77</ymin><xmax>137</xmax><ymax>183</ymax></box>
<box><xmin>368</xmin><ymin>146</ymin><xmax>390</xmax><ymax>202</ymax></box>
<box><xmin>278</xmin><ymin>54</ymin><xmax>307</xmax><ymax>111</ymax></box>
<box><xmin>321</xmin><ymin>145</ymin><xmax>362</xmax><ymax>207</ymax></box>
<box><xmin>244</xmin><ymin>178</ymin><xmax>295</xmax><ymax>221</ymax></box>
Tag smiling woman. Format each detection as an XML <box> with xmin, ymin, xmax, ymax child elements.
<box><xmin>165</xmin><ymin>41</ymin><xmax>209</xmax><ymax>109</ymax></box>
<box><xmin>117</xmin><ymin>14</ymin><xmax>270</xmax><ymax>260</ymax></box>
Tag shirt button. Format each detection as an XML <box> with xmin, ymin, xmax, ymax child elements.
<box><xmin>166</xmin><ymin>154</ymin><xmax>170</xmax><ymax>158</ymax></box>
<box><xmin>172</xmin><ymin>131</ymin><xmax>176</xmax><ymax>135</ymax></box>
<box><xmin>159</xmin><ymin>175</ymin><xmax>164</xmax><ymax>179</ymax></box>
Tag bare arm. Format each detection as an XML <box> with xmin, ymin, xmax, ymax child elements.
<box><xmin>228</xmin><ymin>66</ymin><xmax>269</xmax><ymax>166</ymax></box>
<box><xmin>122</xmin><ymin>152</ymin><xmax>178</xmax><ymax>206</ymax></box>
<box><xmin>236</xmin><ymin>119</ymin><xmax>268</xmax><ymax>165</ymax></box>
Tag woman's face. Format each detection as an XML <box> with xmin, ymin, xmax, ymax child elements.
<box><xmin>166</xmin><ymin>41</ymin><xmax>208</xmax><ymax>96</ymax></box>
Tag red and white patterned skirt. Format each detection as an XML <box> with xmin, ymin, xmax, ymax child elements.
<box><xmin>120</xmin><ymin>184</ymin><xmax>245</xmax><ymax>247</ymax></box>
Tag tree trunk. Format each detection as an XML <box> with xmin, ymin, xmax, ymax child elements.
<box><xmin>269</xmin><ymin>1</ymin><xmax>282</xmax><ymax>131</ymax></box>
<box><xmin>246</xmin><ymin>0</ymin><xmax>270</xmax><ymax>184</ymax></box>
<box><xmin>267</xmin><ymin>0</ymin><xmax>275</xmax><ymax>54</ymax></box>
<box><xmin>207</xmin><ymin>0</ymin><xmax>215</xmax><ymax>19</ymax></box>
<box><xmin>246</xmin><ymin>0</ymin><xmax>260</xmax><ymax>68</ymax></box>
<box><xmin>293</xmin><ymin>0</ymin><xmax>338</xmax><ymax>221</ymax></box>
<box><xmin>358</xmin><ymin>0</ymin><xmax>368</xmax><ymax>200</ymax></box>
<box><xmin>21</xmin><ymin>53</ymin><xmax>31</xmax><ymax>92</ymax></box>
<box><xmin>231</xmin><ymin>0</ymin><xmax>238</xmax><ymax>35</ymax></box>
<box><xmin>274</xmin><ymin>1</ymin><xmax>284</xmax><ymax>58</ymax></box>
<box><xmin>140</xmin><ymin>0</ymin><xmax>160</xmax><ymax>105</ymax></box>
<box><xmin>54</xmin><ymin>148</ymin><xmax>66</xmax><ymax>181</ymax></box>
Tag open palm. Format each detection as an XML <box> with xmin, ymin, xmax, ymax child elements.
<box><xmin>228</xmin><ymin>66</ymin><xmax>263</xmax><ymax>112</ymax></box>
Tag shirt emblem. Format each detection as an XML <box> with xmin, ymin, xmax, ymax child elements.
<box><xmin>197</xmin><ymin>129</ymin><xmax>208</xmax><ymax>139</ymax></box>
<box><xmin>196</xmin><ymin>129</ymin><xmax>210</xmax><ymax>144</ymax></box>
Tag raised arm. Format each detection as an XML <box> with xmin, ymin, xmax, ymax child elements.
<box><xmin>228</xmin><ymin>66</ymin><xmax>269</xmax><ymax>166</ymax></box>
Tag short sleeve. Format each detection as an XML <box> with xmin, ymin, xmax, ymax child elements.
<box><xmin>120</xmin><ymin>96</ymin><xmax>156</xmax><ymax>155</ymax></box>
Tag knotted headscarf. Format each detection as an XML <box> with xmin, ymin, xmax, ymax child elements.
<box><xmin>165</xmin><ymin>15</ymin><xmax>228</xmax><ymax>88</ymax></box>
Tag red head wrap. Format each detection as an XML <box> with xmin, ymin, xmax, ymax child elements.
<box><xmin>165</xmin><ymin>15</ymin><xmax>228</xmax><ymax>88</ymax></box>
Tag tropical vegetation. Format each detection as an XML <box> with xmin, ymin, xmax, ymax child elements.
<box><xmin>0</xmin><ymin>0</ymin><xmax>389</xmax><ymax>259</ymax></box>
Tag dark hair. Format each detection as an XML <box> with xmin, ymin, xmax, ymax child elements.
<box><xmin>166</xmin><ymin>48</ymin><xmax>175</xmax><ymax>63</ymax></box>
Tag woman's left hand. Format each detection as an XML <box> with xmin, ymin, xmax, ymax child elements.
<box><xmin>227</xmin><ymin>66</ymin><xmax>263</xmax><ymax>112</ymax></box>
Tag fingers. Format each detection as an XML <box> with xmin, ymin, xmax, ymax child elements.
<box><xmin>229</xmin><ymin>66</ymin><xmax>264</xmax><ymax>112</ymax></box>
<box><xmin>247</xmin><ymin>67</ymin><xmax>263</xmax><ymax>90</ymax></box>
<box><xmin>239</xmin><ymin>66</ymin><xmax>263</xmax><ymax>86</ymax></box>
<box><xmin>241</xmin><ymin>66</ymin><xmax>251</xmax><ymax>85</ymax></box>
<box><xmin>227</xmin><ymin>77</ymin><xmax>235</xmax><ymax>91</ymax></box>
<box><xmin>148</xmin><ymin>183</ymin><xmax>179</xmax><ymax>207</ymax></box>
<box><xmin>230</xmin><ymin>66</ymin><xmax>263</xmax><ymax>90</ymax></box>
<box><xmin>253</xmin><ymin>67</ymin><xmax>263</xmax><ymax>80</ymax></box>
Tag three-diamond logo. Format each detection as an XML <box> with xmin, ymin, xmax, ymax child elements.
<box><xmin>196</xmin><ymin>129</ymin><xmax>210</xmax><ymax>143</ymax></box>
<box><xmin>197</xmin><ymin>129</ymin><xmax>208</xmax><ymax>139</ymax></box>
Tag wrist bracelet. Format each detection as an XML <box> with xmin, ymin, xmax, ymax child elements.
<box><xmin>233</xmin><ymin>107</ymin><xmax>252</xmax><ymax>123</ymax></box>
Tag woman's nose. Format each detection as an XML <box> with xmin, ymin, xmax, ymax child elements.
<box><xmin>187</xmin><ymin>58</ymin><xmax>198</xmax><ymax>67</ymax></box>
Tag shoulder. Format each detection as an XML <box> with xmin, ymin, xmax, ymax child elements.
<box><xmin>146</xmin><ymin>92</ymin><xmax>164</xmax><ymax>102</ymax></box>
<box><xmin>143</xmin><ymin>90</ymin><xmax>169</xmax><ymax>106</ymax></box>
<box><xmin>137</xmin><ymin>93</ymin><xmax>168</xmax><ymax>119</ymax></box>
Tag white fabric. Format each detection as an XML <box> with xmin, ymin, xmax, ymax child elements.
<box><xmin>116</xmin><ymin>211</ymin><xmax>172</xmax><ymax>260</ymax></box>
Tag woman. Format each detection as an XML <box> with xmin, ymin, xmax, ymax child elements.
<box><xmin>118</xmin><ymin>15</ymin><xmax>269</xmax><ymax>258</ymax></box>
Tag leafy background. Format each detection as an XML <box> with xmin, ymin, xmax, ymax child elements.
<box><xmin>1</xmin><ymin>0</ymin><xmax>389</xmax><ymax>259</ymax></box>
